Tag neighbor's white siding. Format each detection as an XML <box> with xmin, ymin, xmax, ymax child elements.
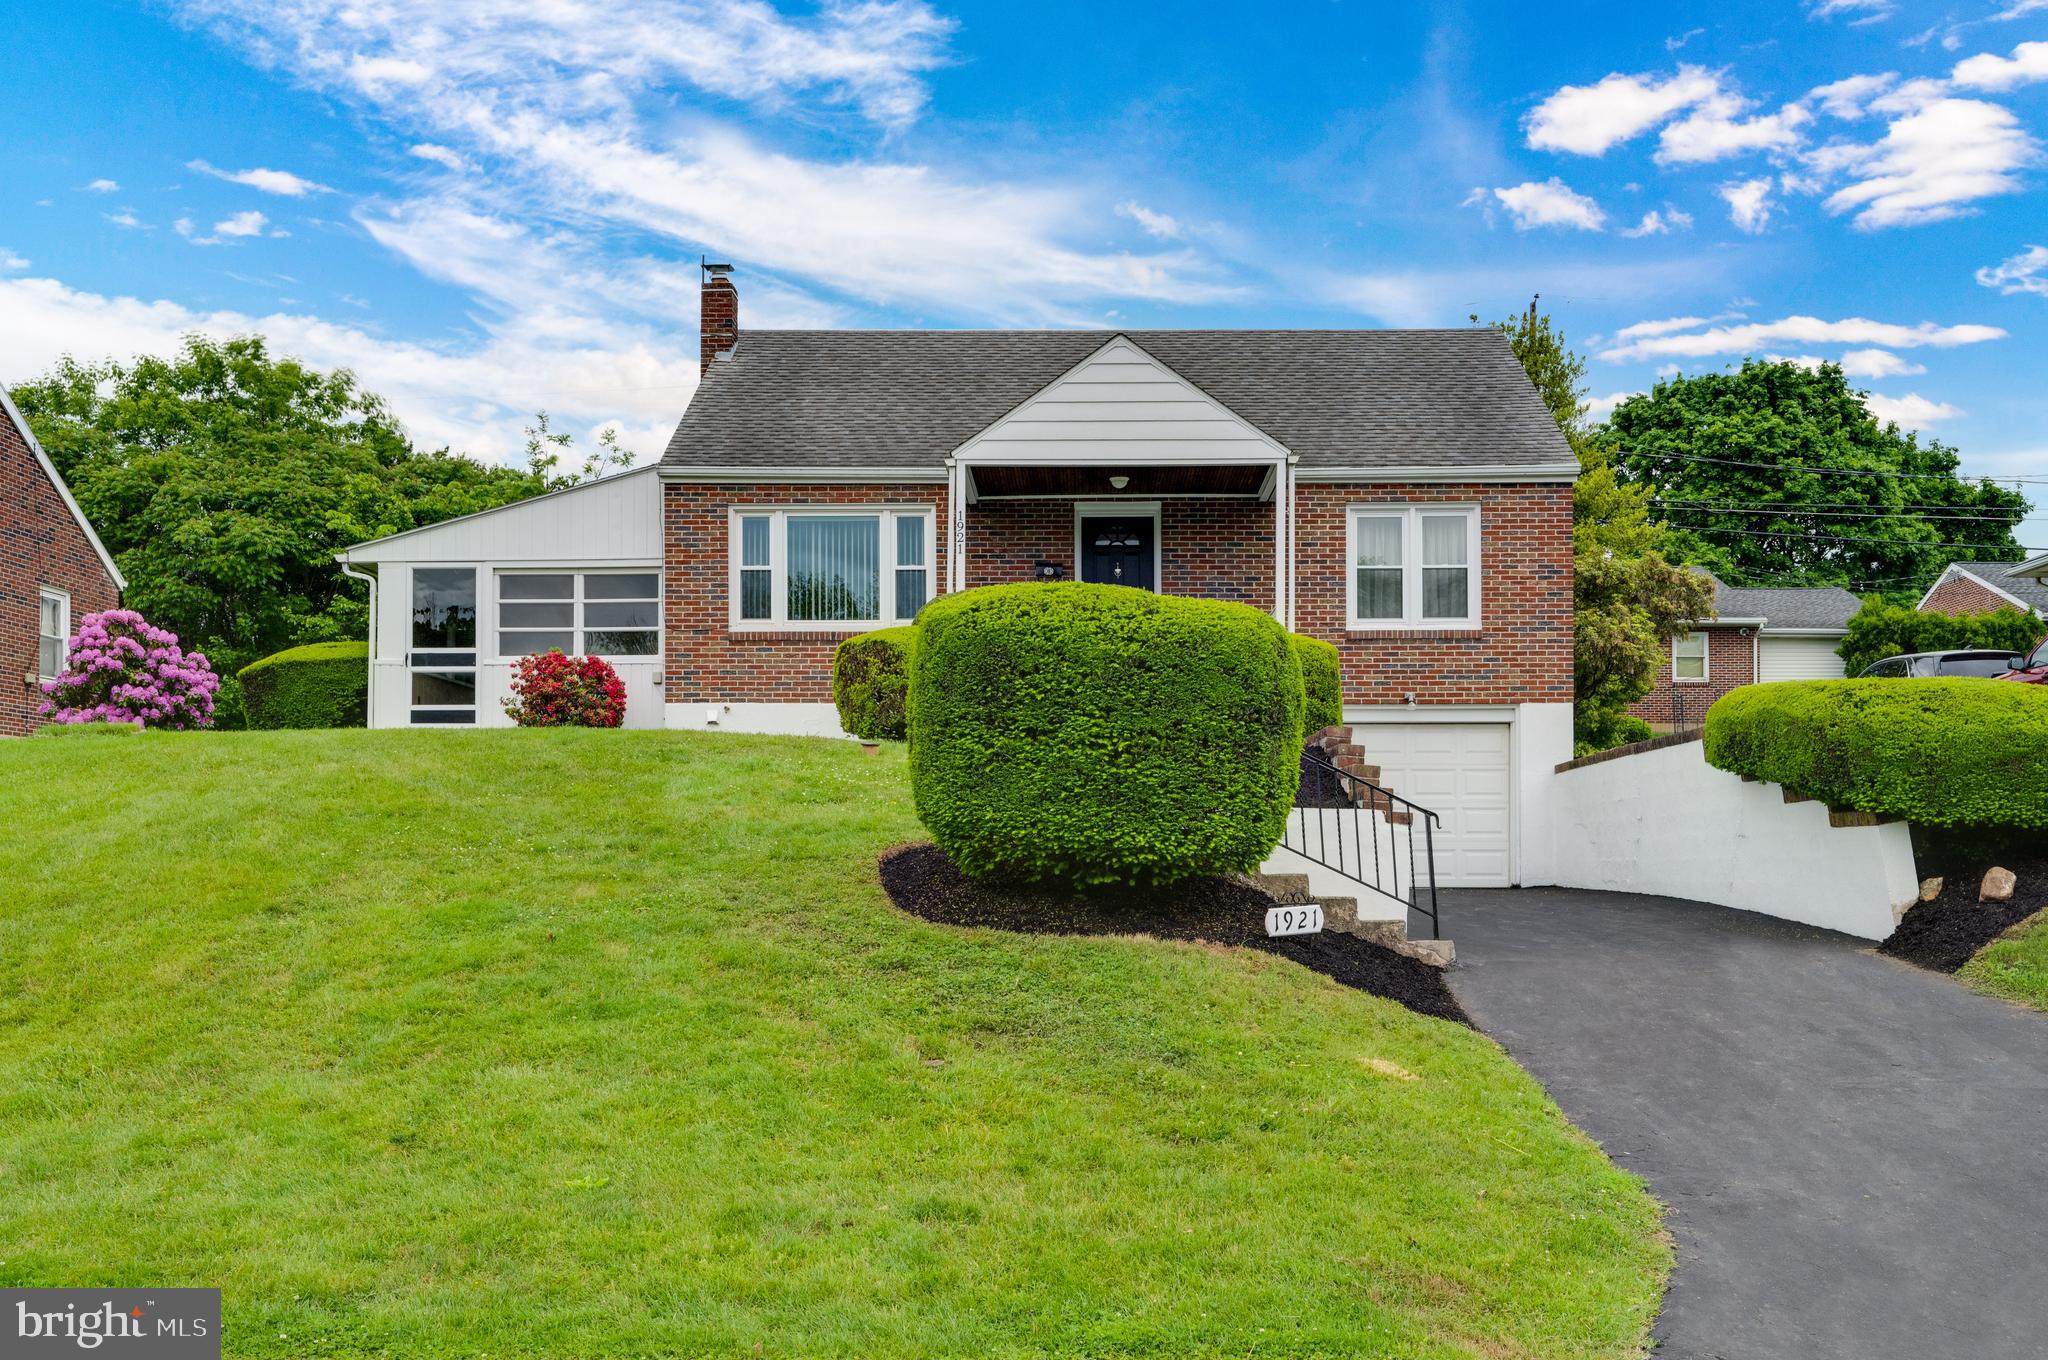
<box><xmin>954</xmin><ymin>336</ymin><xmax>1281</xmax><ymax>465</ymax></box>
<box><xmin>1758</xmin><ymin>635</ymin><xmax>1847</xmax><ymax>683</ymax></box>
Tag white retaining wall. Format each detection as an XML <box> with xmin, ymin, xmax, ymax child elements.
<box><xmin>1548</xmin><ymin>738</ymin><xmax>1918</xmax><ymax>940</ymax></box>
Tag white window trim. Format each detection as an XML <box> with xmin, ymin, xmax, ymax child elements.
<box><xmin>1344</xmin><ymin>505</ymin><xmax>1482</xmax><ymax>631</ymax></box>
<box><xmin>727</xmin><ymin>505</ymin><xmax>935</xmax><ymax>633</ymax></box>
<box><xmin>37</xmin><ymin>586</ymin><xmax>71</xmax><ymax>681</ymax></box>
<box><xmin>494</xmin><ymin>569</ymin><xmax>663</xmax><ymax>661</ymax></box>
<box><xmin>1072</xmin><ymin>501</ymin><xmax>1163</xmax><ymax>592</ymax></box>
<box><xmin>1673</xmin><ymin>631</ymin><xmax>1710</xmax><ymax>684</ymax></box>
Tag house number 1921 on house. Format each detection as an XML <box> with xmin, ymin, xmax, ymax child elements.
<box><xmin>1264</xmin><ymin>904</ymin><xmax>1323</xmax><ymax>937</ymax></box>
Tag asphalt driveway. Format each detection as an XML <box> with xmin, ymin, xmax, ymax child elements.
<box><xmin>1443</xmin><ymin>887</ymin><xmax>2048</xmax><ymax>1360</ymax></box>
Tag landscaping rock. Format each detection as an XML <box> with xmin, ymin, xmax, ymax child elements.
<box><xmin>1919</xmin><ymin>877</ymin><xmax>1944</xmax><ymax>903</ymax></box>
<box><xmin>1982</xmin><ymin>867</ymin><xmax>2018</xmax><ymax>904</ymax></box>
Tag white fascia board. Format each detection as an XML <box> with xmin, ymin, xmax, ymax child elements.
<box><xmin>1342</xmin><ymin>703</ymin><xmax>1515</xmax><ymax>723</ymax></box>
<box><xmin>0</xmin><ymin>383</ymin><xmax>127</xmax><ymax>590</ymax></box>
<box><xmin>2013</xmin><ymin>552</ymin><xmax>2048</xmax><ymax>578</ymax></box>
<box><xmin>657</xmin><ymin>466</ymin><xmax>947</xmax><ymax>483</ymax></box>
<box><xmin>1760</xmin><ymin>627</ymin><xmax>1850</xmax><ymax>638</ymax></box>
<box><xmin>1697</xmin><ymin>616</ymin><xmax>1769</xmax><ymax>628</ymax></box>
<box><xmin>1294</xmin><ymin>462</ymin><xmax>1579</xmax><ymax>484</ymax></box>
<box><xmin>337</xmin><ymin>464</ymin><xmax>661</xmax><ymax>561</ymax></box>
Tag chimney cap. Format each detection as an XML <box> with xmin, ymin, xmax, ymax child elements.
<box><xmin>701</xmin><ymin>257</ymin><xmax>736</xmax><ymax>280</ymax></box>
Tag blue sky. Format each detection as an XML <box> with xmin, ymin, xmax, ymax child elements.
<box><xmin>3</xmin><ymin>0</ymin><xmax>2045</xmax><ymax>547</ymax></box>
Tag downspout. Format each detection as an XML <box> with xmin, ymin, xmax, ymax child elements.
<box><xmin>340</xmin><ymin>561</ymin><xmax>378</xmax><ymax>727</ymax></box>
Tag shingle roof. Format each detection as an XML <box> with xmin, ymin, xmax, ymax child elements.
<box><xmin>1951</xmin><ymin>561</ymin><xmax>2048</xmax><ymax>613</ymax></box>
<box><xmin>661</xmin><ymin>329</ymin><xmax>1575</xmax><ymax>472</ymax></box>
<box><xmin>1701</xmin><ymin>575</ymin><xmax>1860</xmax><ymax>632</ymax></box>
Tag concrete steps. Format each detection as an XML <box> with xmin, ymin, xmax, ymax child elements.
<box><xmin>1250</xmin><ymin>873</ymin><xmax>1455</xmax><ymax>969</ymax></box>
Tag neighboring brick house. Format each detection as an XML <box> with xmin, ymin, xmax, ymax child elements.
<box><xmin>1630</xmin><ymin>574</ymin><xmax>1858</xmax><ymax>731</ymax></box>
<box><xmin>0</xmin><ymin>384</ymin><xmax>125</xmax><ymax>735</ymax></box>
<box><xmin>1916</xmin><ymin>560</ymin><xmax>2048</xmax><ymax>619</ymax></box>
<box><xmin>340</xmin><ymin>265</ymin><xmax>1578</xmax><ymax>885</ymax></box>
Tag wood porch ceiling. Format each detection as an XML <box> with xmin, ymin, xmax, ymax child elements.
<box><xmin>969</xmin><ymin>464</ymin><xmax>1271</xmax><ymax>498</ymax></box>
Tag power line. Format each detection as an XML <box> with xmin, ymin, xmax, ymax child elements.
<box><xmin>1658</xmin><ymin>519</ymin><xmax>2046</xmax><ymax>552</ymax></box>
<box><xmin>1618</xmin><ymin>448</ymin><xmax>2048</xmax><ymax>487</ymax></box>
<box><xmin>1651</xmin><ymin>500</ymin><xmax>2029</xmax><ymax>524</ymax></box>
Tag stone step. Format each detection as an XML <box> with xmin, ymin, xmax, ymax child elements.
<box><xmin>1317</xmin><ymin>898</ymin><xmax>1455</xmax><ymax>969</ymax></box>
<box><xmin>1251</xmin><ymin>871</ymin><xmax>1313</xmax><ymax>903</ymax></box>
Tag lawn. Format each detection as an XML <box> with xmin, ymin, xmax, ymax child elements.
<box><xmin>1960</xmin><ymin>910</ymin><xmax>2048</xmax><ymax>1010</ymax></box>
<box><xmin>0</xmin><ymin>728</ymin><xmax>1668</xmax><ymax>1358</ymax></box>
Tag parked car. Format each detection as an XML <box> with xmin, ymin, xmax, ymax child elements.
<box><xmin>1995</xmin><ymin>640</ymin><xmax>2048</xmax><ymax>685</ymax></box>
<box><xmin>1857</xmin><ymin>649</ymin><xmax>2028</xmax><ymax>678</ymax></box>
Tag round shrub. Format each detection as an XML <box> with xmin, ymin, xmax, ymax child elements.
<box><xmin>1291</xmin><ymin>633</ymin><xmax>1342</xmax><ymax>734</ymax></box>
<box><xmin>39</xmin><ymin>608</ymin><xmax>218</xmax><ymax>729</ymax></box>
<box><xmin>503</xmin><ymin>650</ymin><xmax>627</xmax><ymax>727</ymax></box>
<box><xmin>833</xmin><ymin>626</ymin><xmax>917</xmax><ymax>740</ymax></box>
<box><xmin>1704</xmin><ymin>679</ymin><xmax>2048</xmax><ymax>829</ymax></box>
<box><xmin>238</xmin><ymin>641</ymin><xmax>369</xmax><ymax>729</ymax></box>
<box><xmin>908</xmin><ymin>582</ymin><xmax>1305</xmax><ymax>887</ymax></box>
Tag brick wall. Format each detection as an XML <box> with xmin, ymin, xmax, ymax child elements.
<box><xmin>1</xmin><ymin>406</ymin><xmax>121</xmax><ymax>735</ymax></box>
<box><xmin>964</xmin><ymin>498</ymin><xmax>1277</xmax><ymax>605</ymax></box>
<box><xmin>1292</xmin><ymin>482</ymin><xmax>1573</xmax><ymax>706</ymax></box>
<box><xmin>1921</xmin><ymin>572</ymin><xmax>2026</xmax><ymax>617</ymax></box>
<box><xmin>1627</xmin><ymin>627</ymin><xmax>1755</xmax><ymax>728</ymax></box>
<box><xmin>662</xmin><ymin>481</ymin><xmax>950</xmax><ymax>704</ymax></box>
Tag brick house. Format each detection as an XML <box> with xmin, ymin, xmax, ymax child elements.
<box><xmin>0</xmin><ymin>384</ymin><xmax>125</xmax><ymax>736</ymax></box>
<box><xmin>1916</xmin><ymin>560</ymin><xmax>2048</xmax><ymax>619</ymax></box>
<box><xmin>340</xmin><ymin>266</ymin><xmax>1578</xmax><ymax>885</ymax></box>
<box><xmin>1629</xmin><ymin>574</ymin><xmax>1858</xmax><ymax>732</ymax></box>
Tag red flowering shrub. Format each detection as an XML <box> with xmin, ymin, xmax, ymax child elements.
<box><xmin>502</xmin><ymin>650</ymin><xmax>627</xmax><ymax>728</ymax></box>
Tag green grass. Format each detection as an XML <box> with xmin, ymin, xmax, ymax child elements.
<box><xmin>1959</xmin><ymin>910</ymin><xmax>2048</xmax><ymax>1010</ymax></box>
<box><xmin>0</xmin><ymin>729</ymin><xmax>1668</xmax><ymax>1357</ymax></box>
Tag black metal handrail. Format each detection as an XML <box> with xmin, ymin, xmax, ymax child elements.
<box><xmin>1284</xmin><ymin>746</ymin><xmax>1443</xmax><ymax>938</ymax></box>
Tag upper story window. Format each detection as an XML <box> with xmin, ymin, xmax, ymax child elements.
<box><xmin>37</xmin><ymin>588</ymin><xmax>69</xmax><ymax>680</ymax></box>
<box><xmin>1345</xmin><ymin>506</ymin><xmax>1480</xmax><ymax>630</ymax></box>
<box><xmin>497</xmin><ymin>571</ymin><xmax>660</xmax><ymax>657</ymax></box>
<box><xmin>731</xmin><ymin>508</ymin><xmax>933</xmax><ymax>630</ymax></box>
<box><xmin>1673</xmin><ymin>631</ymin><xmax>1709</xmax><ymax>682</ymax></box>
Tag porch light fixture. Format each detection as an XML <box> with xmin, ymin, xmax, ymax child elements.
<box><xmin>1109</xmin><ymin>475</ymin><xmax>1130</xmax><ymax>490</ymax></box>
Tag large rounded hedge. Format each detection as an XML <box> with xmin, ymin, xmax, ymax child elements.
<box><xmin>1703</xmin><ymin>679</ymin><xmax>2048</xmax><ymax>829</ymax></box>
<box><xmin>832</xmin><ymin>626</ymin><xmax>917</xmax><ymax>740</ymax></box>
<box><xmin>238</xmin><ymin>641</ymin><xmax>370</xmax><ymax>730</ymax></box>
<box><xmin>1291</xmin><ymin>634</ymin><xmax>1342</xmax><ymax>734</ymax></box>
<box><xmin>908</xmin><ymin>582</ymin><xmax>1305</xmax><ymax>887</ymax></box>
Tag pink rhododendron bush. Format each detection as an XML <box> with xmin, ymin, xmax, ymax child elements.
<box><xmin>503</xmin><ymin>650</ymin><xmax>627</xmax><ymax>728</ymax></box>
<box><xmin>39</xmin><ymin>609</ymin><xmax>219</xmax><ymax>730</ymax></box>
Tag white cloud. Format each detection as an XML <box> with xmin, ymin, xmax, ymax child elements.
<box><xmin>1720</xmin><ymin>177</ymin><xmax>1775</xmax><ymax>233</ymax></box>
<box><xmin>1524</xmin><ymin>66</ymin><xmax>1721</xmax><ymax>155</ymax></box>
<box><xmin>0</xmin><ymin>248</ymin><xmax>27</xmax><ymax>270</ymax></box>
<box><xmin>1585</xmin><ymin>390</ymin><xmax>1641</xmax><ymax>421</ymax></box>
<box><xmin>1993</xmin><ymin>0</ymin><xmax>2048</xmax><ymax>18</ymax></box>
<box><xmin>1483</xmin><ymin>178</ymin><xmax>1606</xmax><ymax>230</ymax></box>
<box><xmin>175</xmin><ymin>210</ymin><xmax>272</xmax><ymax>245</ymax></box>
<box><xmin>187</xmin><ymin>159</ymin><xmax>332</xmax><ymax>196</ymax></box>
<box><xmin>1817</xmin><ymin>98</ymin><xmax>2040</xmax><ymax>228</ymax></box>
<box><xmin>1115</xmin><ymin>201</ymin><xmax>1182</xmax><ymax>240</ymax></box>
<box><xmin>408</xmin><ymin>143</ymin><xmax>468</xmax><ymax>171</ymax></box>
<box><xmin>1978</xmin><ymin>244</ymin><xmax>2048</xmax><ymax>296</ymax></box>
<box><xmin>1665</xmin><ymin>28</ymin><xmax>1705</xmax><ymax>52</ymax></box>
<box><xmin>1837</xmin><ymin>348</ymin><xmax>1926</xmax><ymax>377</ymax></box>
<box><xmin>102</xmin><ymin>212</ymin><xmax>146</xmax><ymax>230</ymax></box>
<box><xmin>1620</xmin><ymin>206</ymin><xmax>1694</xmax><ymax>237</ymax></box>
<box><xmin>85</xmin><ymin>178</ymin><xmax>119</xmax><ymax>193</ymax></box>
<box><xmin>346</xmin><ymin>55</ymin><xmax>433</xmax><ymax>89</ymax></box>
<box><xmin>1952</xmin><ymin>40</ymin><xmax>2048</xmax><ymax>92</ymax></box>
<box><xmin>1807</xmin><ymin>0</ymin><xmax>1895</xmax><ymax>22</ymax></box>
<box><xmin>1863</xmin><ymin>392</ymin><xmax>1961</xmax><ymax>427</ymax></box>
<box><xmin>1657</xmin><ymin>96</ymin><xmax>1810</xmax><ymax>164</ymax></box>
<box><xmin>1867</xmin><ymin>77</ymin><xmax>1953</xmax><ymax>113</ymax></box>
<box><xmin>1599</xmin><ymin>314</ymin><xmax>2005</xmax><ymax>361</ymax></box>
<box><xmin>1810</xmin><ymin>73</ymin><xmax>1898</xmax><ymax>119</ymax></box>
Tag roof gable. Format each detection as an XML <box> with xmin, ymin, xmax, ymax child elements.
<box><xmin>954</xmin><ymin>335</ymin><xmax>1285</xmax><ymax>466</ymax></box>
<box><xmin>0</xmin><ymin>384</ymin><xmax>125</xmax><ymax>591</ymax></box>
<box><xmin>1925</xmin><ymin>561</ymin><xmax>2048</xmax><ymax>615</ymax></box>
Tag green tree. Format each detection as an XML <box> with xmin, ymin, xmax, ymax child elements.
<box><xmin>1604</xmin><ymin>361</ymin><xmax>2029</xmax><ymax>590</ymax></box>
<box><xmin>1483</xmin><ymin>299</ymin><xmax>1715</xmax><ymax>750</ymax></box>
<box><xmin>9</xmin><ymin>336</ymin><xmax>621</xmax><ymax>675</ymax></box>
<box><xmin>1836</xmin><ymin>599</ymin><xmax>2045</xmax><ymax>676</ymax></box>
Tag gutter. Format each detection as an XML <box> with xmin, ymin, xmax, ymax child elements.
<box><xmin>339</xmin><ymin>562</ymin><xmax>378</xmax><ymax>727</ymax></box>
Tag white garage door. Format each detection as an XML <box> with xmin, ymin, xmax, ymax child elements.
<box><xmin>1358</xmin><ymin>723</ymin><xmax>1512</xmax><ymax>888</ymax></box>
<box><xmin>1758</xmin><ymin>635</ymin><xmax>1847</xmax><ymax>683</ymax></box>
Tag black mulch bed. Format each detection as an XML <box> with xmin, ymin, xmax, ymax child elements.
<box><xmin>1880</xmin><ymin>845</ymin><xmax>2048</xmax><ymax>974</ymax></box>
<box><xmin>878</xmin><ymin>842</ymin><xmax>1471</xmax><ymax>1026</ymax></box>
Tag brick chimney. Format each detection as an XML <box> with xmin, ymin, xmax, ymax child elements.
<box><xmin>700</xmin><ymin>259</ymin><xmax>738</xmax><ymax>374</ymax></box>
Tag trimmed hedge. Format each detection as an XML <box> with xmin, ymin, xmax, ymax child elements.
<box><xmin>1291</xmin><ymin>634</ymin><xmax>1342</xmax><ymax>735</ymax></box>
<box><xmin>1838</xmin><ymin>598</ymin><xmax>2044</xmax><ymax>677</ymax></box>
<box><xmin>832</xmin><ymin>627</ymin><xmax>918</xmax><ymax>740</ymax></box>
<box><xmin>238</xmin><ymin>641</ymin><xmax>370</xmax><ymax>730</ymax></box>
<box><xmin>908</xmin><ymin>582</ymin><xmax>1305</xmax><ymax>888</ymax></box>
<box><xmin>1703</xmin><ymin>679</ymin><xmax>2048</xmax><ymax>829</ymax></box>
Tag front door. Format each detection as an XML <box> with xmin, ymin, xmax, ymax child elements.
<box><xmin>1079</xmin><ymin>515</ymin><xmax>1156</xmax><ymax>590</ymax></box>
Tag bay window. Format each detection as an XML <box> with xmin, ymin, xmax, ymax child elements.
<box><xmin>731</xmin><ymin>508</ymin><xmax>933</xmax><ymax>629</ymax></box>
<box><xmin>1345</xmin><ymin>506</ymin><xmax>1480</xmax><ymax>629</ymax></box>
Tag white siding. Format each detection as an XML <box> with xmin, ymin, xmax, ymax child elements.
<box><xmin>343</xmin><ymin>466</ymin><xmax>661</xmax><ymax>564</ymax></box>
<box><xmin>1758</xmin><ymin>635</ymin><xmax>1847</xmax><ymax>683</ymax></box>
<box><xmin>955</xmin><ymin>336</ymin><xmax>1281</xmax><ymax>465</ymax></box>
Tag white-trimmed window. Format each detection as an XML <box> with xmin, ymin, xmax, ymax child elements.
<box><xmin>1673</xmin><ymin>631</ymin><xmax>1709</xmax><ymax>683</ymax></box>
<box><xmin>497</xmin><ymin>571</ymin><xmax>660</xmax><ymax>658</ymax></box>
<box><xmin>730</xmin><ymin>508</ymin><xmax>933</xmax><ymax>630</ymax></box>
<box><xmin>37</xmin><ymin>588</ymin><xmax>70</xmax><ymax>680</ymax></box>
<box><xmin>1345</xmin><ymin>506</ymin><xmax>1480</xmax><ymax>629</ymax></box>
